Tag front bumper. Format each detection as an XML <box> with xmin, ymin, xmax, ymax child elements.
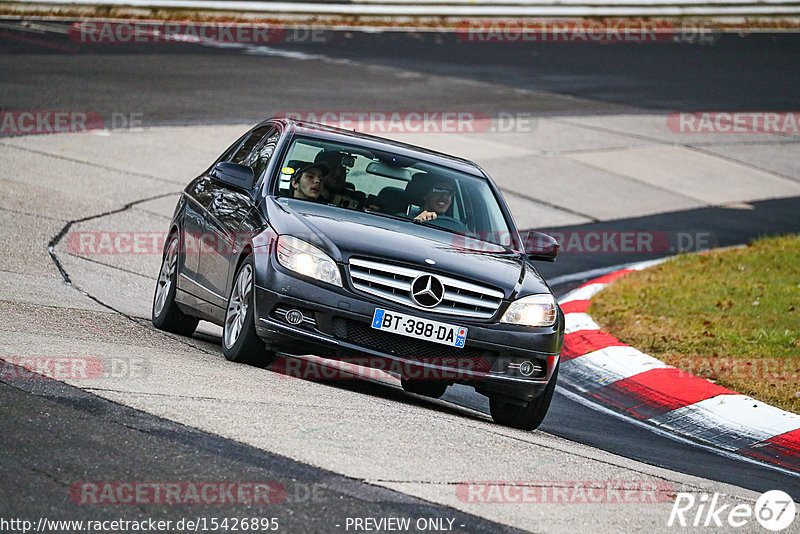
<box><xmin>253</xmin><ymin>264</ymin><xmax>563</xmax><ymax>403</ymax></box>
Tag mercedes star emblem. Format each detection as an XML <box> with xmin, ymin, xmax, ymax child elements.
<box><xmin>410</xmin><ymin>274</ymin><xmax>445</xmax><ymax>307</ymax></box>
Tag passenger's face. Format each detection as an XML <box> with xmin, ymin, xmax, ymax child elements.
<box><xmin>292</xmin><ymin>169</ymin><xmax>323</xmax><ymax>200</ymax></box>
<box><xmin>424</xmin><ymin>182</ymin><xmax>454</xmax><ymax>215</ymax></box>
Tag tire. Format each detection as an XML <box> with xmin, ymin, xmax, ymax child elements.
<box><xmin>222</xmin><ymin>256</ymin><xmax>275</xmax><ymax>366</ymax></box>
<box><xmin>489</xmin><ymin>362</ymin><xmax>559</xmax><ymax>431</ymax></box>
<box><xmin>152</xmin><ymin>233</ymin><xmax>199</xmax><ymax>336</ymax></box>
<box><xmin>401</xmin><ymin>377</ymin><xmax>448</xmax><ymax>399</ymax></box>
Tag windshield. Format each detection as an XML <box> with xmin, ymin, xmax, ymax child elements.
<box><xmin>274</xmin><ymin>136</ymin><xmax>515</xmax><ymax>248</ymax></box>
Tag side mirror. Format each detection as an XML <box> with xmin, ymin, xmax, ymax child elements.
<box><xmin>210</xmin><ymin>162</ymin><xmax>254</xmax><ymax>191</ymax></box>
<box><xmin>522</xmin><ymin>230</ymin><xmax>559</xmax><ymax>262</ymax></box>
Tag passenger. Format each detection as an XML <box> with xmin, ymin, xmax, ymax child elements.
<box><xmin>314</xmin><ymin>151</ymin><xmax>362</xmax><ymax>209</ymax></box>
<box><xmin>291</xmin><ymin>163</ymin><xmax>328</xmax><ymax>201</ymax></box>
<box><xmin>413</xmin><ymin>179</ymin><xmax>455</xmax><ymax>222</ymax></box>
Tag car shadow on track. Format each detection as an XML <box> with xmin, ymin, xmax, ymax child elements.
<box><xmin>191</xmin><ymin>329</ymin><xmax>495</xmax><ymax>424</ymax></box>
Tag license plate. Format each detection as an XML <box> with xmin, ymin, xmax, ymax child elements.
<box><xmin>371</xmin><ymin>308</ymin><xmax>467</xmax><ymax>348</ymax></box>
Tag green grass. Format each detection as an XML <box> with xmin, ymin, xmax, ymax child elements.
<box><xmin>589</xmin><ymin>234</ymin><xmax>800</xmax><ymax>415</ymax></box>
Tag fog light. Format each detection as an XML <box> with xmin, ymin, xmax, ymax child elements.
<box><xmin>285</xmin><ymin>309</ymin><xmax>304</xmax><ymax>325</ymax></box>
<box><xmin>519</xmin><ymin>361</ymin><xmax>535</xmax><ymax>376</ymax></box>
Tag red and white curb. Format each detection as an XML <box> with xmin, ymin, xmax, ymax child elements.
<box><xmin>557</xmin><ymin>259</ymin><xmax>800</xmax><ymax>473</ymax></box>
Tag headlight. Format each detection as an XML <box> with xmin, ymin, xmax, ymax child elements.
<box><xmin>276</xmin><ymin>235</ymin><xmax>342</xmax><ymax>287</ymax></box>
<box><xmin>500</xmin><ymin>294</ymin><xmax>557</xmax><ymax>327</ymax></box>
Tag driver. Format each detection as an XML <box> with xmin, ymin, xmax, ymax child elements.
<box><xmin>413</xmin><ymin>178</ymin><xmax>455</xmax><ymax>222</ymax></box>
<box><xmin>314</xmin><ymin>151</ymin><xmax>362</xmax><ymax>209</ymax></box>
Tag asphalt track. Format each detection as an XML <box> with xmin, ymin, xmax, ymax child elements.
<box><xmin>0</xmin><ymin>371</ymin><xmax>523</xmax><ymax>533</ymax></box>
<box><xmin>2</xmin><ymin>21</ymin><xmax>800</xmax><ymax>530</ymax></box>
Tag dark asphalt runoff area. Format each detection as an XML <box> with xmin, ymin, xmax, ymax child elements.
<box><xmin>0</xmin><ymin>364</ymin><xmax>522</xmax><ymax>532</ymax></box>
<box><xmin>2</xmin><ymin>19</ymin><xmax>800</xmax><ymax>523</ymax></box>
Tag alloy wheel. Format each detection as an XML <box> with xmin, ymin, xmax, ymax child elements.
<box><xmin>224</xmin><ymin>263</ymin><xmax>253</xmax><ymax>349</ymax></box>
<box><xmin>153</xmin><ymin>238</ymin><xmax>178</xmax><ymax>317</ymax></box>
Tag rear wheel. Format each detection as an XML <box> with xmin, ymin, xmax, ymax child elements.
<box><xmin>222</xmin><ymin>256</ymin><xmax>275</xmax><ymax>366</ymax></box>
<box><xmin>401</xmin><ymin>378</ymin><xmax>448</xmax><ymax>399</ymax></box>
<box><xmin>489</xmin><ymin>363</ymin><xmax>558</xmax><ymax>431</ymax></box>
<box><xmin>152</xmin><ymin>234</ymin><xmax>199</xmax><ymax>336</ymax></box>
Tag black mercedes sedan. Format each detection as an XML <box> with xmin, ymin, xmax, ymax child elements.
<box><xmin>152</xmin><ymin>117</ymin><xmax>564</xmax><ymax>430</ymax></box>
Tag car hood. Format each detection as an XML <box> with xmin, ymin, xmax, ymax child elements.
<box><xmin>266</xmin><ymin>198</ymin><xmax>550</xmax><ymax>299</ymax></box>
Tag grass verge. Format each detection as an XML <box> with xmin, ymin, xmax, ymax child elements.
<box><xmin>589</xmin><ymin>234</ymin><xmax>800</xmax><ymax>415</ymax></box>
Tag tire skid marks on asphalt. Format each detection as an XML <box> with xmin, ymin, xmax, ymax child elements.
<box><xmin>653</xmin><ymin>395</ymin><xmax>800</xmax><ymax>451</ymax></box>
<box><xmin>560</xmin><ymin>345</ymin><xmax>670</xmax><ymax>392</ymax></box>
<box><xmin>557</xmin><ymin>261</ymin><xmax>800</xmax><ymax>472</ymax></box>
<box><xmin>584</xmin><ymin>367</ymin><xmax>733</xmax><ymax>420</ymax></box>
<box><xmin>739</xmin><ymin>428</ymin><xmax>800</xmax><ymax>471</ymax></box>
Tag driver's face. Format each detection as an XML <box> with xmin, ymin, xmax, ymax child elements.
<box><xmin>321</xmin><ymin>165</ymin><xmax>347</xmax><ymax>194</ymax></box>
<box><xmin>424</xmin><ymin>182</ymin><xmax>454</xmax><ymax>215</ymax></box>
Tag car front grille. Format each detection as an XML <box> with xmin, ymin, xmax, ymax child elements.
<box><xmin>334</xmin><ymin>319</ymin><xmax>494</xmax><ymax>374</ymax></box>
<box><xmin>348</xmin><ymin>258</ymin><xmax>504</xmax><ymax>319</ymax></box>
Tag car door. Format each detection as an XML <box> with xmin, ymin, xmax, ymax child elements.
<box><xmin>181</xmin><ymin>181</ymin><xmax>207</xmax><ymax>282</ymax></box>
<box><xmin>198</xmin><ymin>125</ymin><xmax>279</xmax><ymax>304</ymax></box>
<box><xmin>179</xmin><ymin>130</ymin><xmax>251</xmax><ymax>305</ymax></box>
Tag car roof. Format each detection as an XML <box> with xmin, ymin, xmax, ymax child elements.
<box><xmin>259</xmin><ymin>117</ymin><xmax>488</xmax><ymax>178</ymax></box>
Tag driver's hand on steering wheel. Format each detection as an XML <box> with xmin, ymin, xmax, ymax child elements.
<box><xmin>414</xmin><ymin>210</ymin><xmax>438</xmax><ymax>222</ymax></box>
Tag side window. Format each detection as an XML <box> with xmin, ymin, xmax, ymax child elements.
<box><xmin>230</xmin><ymin>125</ymin><xmax>272</xmax><ymax>165</ymax></box>
<box><xmin>217</xmin><ymin>133</ymin><xmax>249</xmax><ymax>164</ymax></box>
<box><xmin>228</xmin><ymin>125</ymin><xmax>280</xmax><ymax>186</ymax></box>
<box><xmin>250</xmin><ymin>130</ymin><xmax>280</xmax><ymax>182</ymax></box>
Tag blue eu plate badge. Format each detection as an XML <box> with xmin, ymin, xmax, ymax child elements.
<box><xmin>455</xmin><ymin>327</ymin><xmax>467</xmax><ymax>348</ymax></box>
<box><xmin>372</xmin><ymin>309</ymin><xmax>385</xmax><ymax>328</ymax></box>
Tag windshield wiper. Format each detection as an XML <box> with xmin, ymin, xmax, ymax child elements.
<box><xmin>362</xmin><ymin>209</ymin><xmax>415</xmax><ymax>223</ymax></box>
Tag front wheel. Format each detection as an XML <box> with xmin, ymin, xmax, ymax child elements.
<box><xmin>222</xmin><ymin>256</ymin><xmax>275</xmax><ymax>366</ymax></box>
<box><xmin>489</xmin><ymin>362</ymin><xmax>558</xmax><ymax>431</ymax></box>
<box><xmin>152</xmin><ymin>234</ymin><xmax>199</xmax><ymax>336</ymax></box>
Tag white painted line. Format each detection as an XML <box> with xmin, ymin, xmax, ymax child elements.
<box><xmin>549</xmin><ymin>264</ymin><xmax>633</xmax><ymax>289</ymax></box>
<box><xmin>561</xmin><ymin>345</ymin><xmax>670</xmax><ymax>392</ymax></box>
<box><xmin>563</xmin><ymin>312</ymin><xmax>600</xmax><ymax>334</ymax></box>
<box><xmin>551</xmin><ymin>259</ymin><xmax>669</xmax><ymax>290</ymax></box>
<box><xmin>629</xmin><ymin>258</ymin><xmax>668</xmax><ymax>271</ymax></box>
<box><xmin>653</xmin><ymin>395</ymin><xmax>800</xmax><ymax>451</ymax></box>
<box><xmin>559</xmin><ymin>283</ymin><xmax>606</xmax><ymax>304</ymax></box>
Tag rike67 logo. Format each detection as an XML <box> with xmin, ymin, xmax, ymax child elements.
<box><xmin>668</xmin><ymin>490</ymin><xmax>796</xmax><ymax>531</ymax></box>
